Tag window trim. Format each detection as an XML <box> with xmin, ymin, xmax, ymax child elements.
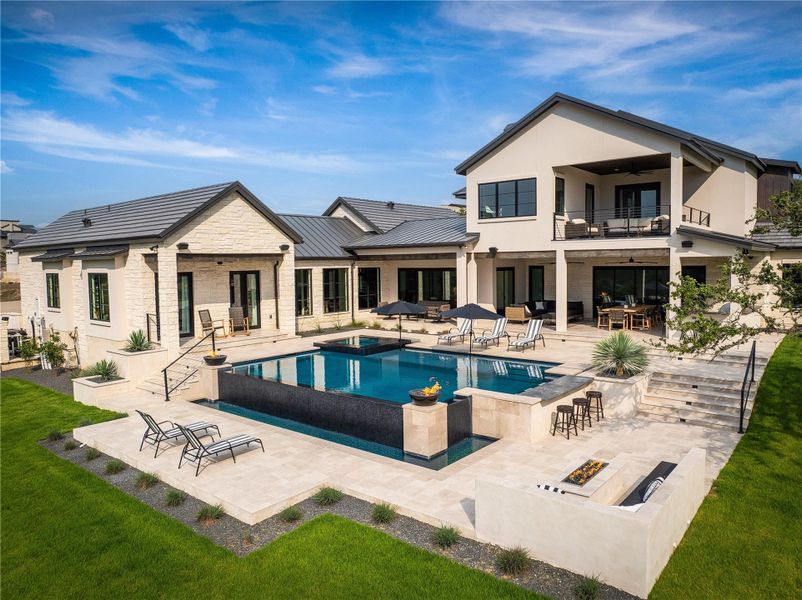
<box><xmin>554</xmin><ymin>177</ymin><xmax>565</xmax><ymax>215</ymax></box>
<box><xmin>322</xmin><ymin>268</ymin><xmax>349</xmax><ymax>314</ymax></box>
<box><xmin>87</xmin><ymin>272</ymin><xmax>111</xmax><ymax>323</ymax></box>
<box><xmin>45</xmin><ymin>272</ymin><xmax>61</xmax><ymax>309</ymax></box>
<box><xmin>478</xmin><ymin>177</ymin><xmax>537</xmax><ymax>220</ymax></box>
<box><xmin>295</xmin><ymin>269</ymin><xmax>313</xmax><ymax>316</ymax></box>
<box><xmin>357</xmin><ymin>267</ymin><xmax>381</xmax><ymax>311</ymax></box>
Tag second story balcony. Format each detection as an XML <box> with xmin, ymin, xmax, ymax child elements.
<box><xmin>554</xmin><ymin>206</ymin><xmax>672</xmax><ymax>240</ymax></box>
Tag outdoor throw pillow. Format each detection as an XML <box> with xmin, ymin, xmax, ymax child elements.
<box><xmin>642</xmin><ymin>476</ymin><xmax>665</xmax><ymax>502</ymax></box>
<box><xmin>616</xmin><ymin>503</ymin><xmax>644</xmax><ymax>512</ymax></box>
<box><xmin>535</xmin><ymin>301</ymin><xmax>546</xmax><ymax>311</ymax></box>
<box><xmin>537</xmin><ymin>484</ymin><xmax>565</xmax><ymax>494</ymax></box>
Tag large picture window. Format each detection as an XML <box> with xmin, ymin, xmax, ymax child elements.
<box><xmin>295</xmin><ymin>269</ymin><xmax>313</xmax><ymax>316</ymax></box>
<box><xmin>615</xmin><ymin>182</ymin><xmax>661</xmax><ymax>218</ymax></box>
<box><xmin>358</xmin><ymin>268</ymin><xmax>380</xmax><ymax>310</ymax></box>
<box><xmin>592</xmin><ymin>266</ymin><xmax>669</xmax><ymax>314</ymax></box>
<box><xmin>479</xmin><ymin>177</ymin><xmax>536</xmax><ymax>219</ymax></box>
<box><xmin>528</xmin><ymin>266</ymin><xmax>544</xmax><ymax>302</ymax></box>
<box><xmin>554</xmin><ymin>177</ymin><xmax>565</xmax><ymax>215</ymax></box>
<box><xmin>323</xmin><ymin>268</ymin><xmax>348</xmax><ymax>313</ymax></box>
<box><xmin>88</xmin><ymin>273</ymin><xmax>110</xmax><ymax>322</ymax></box>
<box><xmin>46</xmin><ymin>273</ymin><xmax>60</xmax><ymax>309</ymax></box>
<box><xmin>398</xmin><ymin>268</ymin><xmax>457</xmax><ymax>306</ymax></box>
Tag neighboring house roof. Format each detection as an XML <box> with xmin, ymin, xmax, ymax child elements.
<box><xmin>14</xmin><ymin>181</ymin><xmax>302</xmax><ymax>250</ymax></box>
<box><xmin>453</xmin><ymin>187</ymin><xmax>467</xmax><ymax>199</ymax></box>
<box><xmin>752</xmin><ymin>229</ymin><xmax>802</xmax><ymax>249</ymax></box>
<box><xmin>279</xmin><ymin>215</ymin><xmax>363</xmax><ymax>259</ymax></box>
<box><xmin>323</xmin><ymin>196</ymin><xmax>455</xmax><ymax>233</ymax></box>
<box><xmin>760</xmin><ymin>158</ymin><xmax>802</xmax><ymax>174</ymax></box>
<box><xmin>345</xmin><ymin>216</ymin><xmax>476</xmax><ymax>249</ymax></box>
<box><xmin>676</xmin><ymin>225</ymin><xmax>776</xmax><ymax>251</ymax></box>
<box><xmin>455</xmin><ymin>92</ymin><xmax>771</xmax><ymax>175</ymax></box>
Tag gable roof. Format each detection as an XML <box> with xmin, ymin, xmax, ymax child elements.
<box><xmin>455</xmin><ymin>92</ymin><xmax>769</xmax><ymax>175</ymax></box>
<box><xmin>322</xmin><ymin>196</ymin><xmax>455</xmax><ymax>233</ymax></box>
<box><xmin>279</xmin><ymin>215</ymin><xmax>363</xmax><ymax>259</ymax></box>
<box><xmin>751</xmin><ymin>229</ymin><xmax>802</xmax><ymax>249</ymax></box>
<box><xmin>14</xmin><ymin>181</ymin><xmax>302</xmax><ymax>250</ymax></box>
<box><xmin>345</xmin><ymin>216</ymin><xmax>476</xmax><ymax>249</ymax></box>
<box><xmin>760</xmin><ymin>158</ymin><xmax>802</xmax><ymax>174</ymax></box>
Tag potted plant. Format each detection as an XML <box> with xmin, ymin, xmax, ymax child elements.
<box><xmin>204</xmin><ymin>349</ymin><xmax>227</xmax><ymax>366</ymax></box>
<box><xmin>409</xmin><ymin>380</ymin><xmax>441</xmax><ymax>405</ymax></box>
<box><xmin>591</xmin><ymin>331</ymin><xmax>648</xmax><ymax>378</ymax></box>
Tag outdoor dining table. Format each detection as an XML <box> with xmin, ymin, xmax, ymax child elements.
<box><xmin>599</xmin><ymin>305</ymin><xmax>653</xmax><ymax>330</ymax></box>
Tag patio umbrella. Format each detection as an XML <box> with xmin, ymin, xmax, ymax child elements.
<box><xmin>371</xmin><ymin>300</ymin><xmax>427</xmax><ymax>341</ymax></box>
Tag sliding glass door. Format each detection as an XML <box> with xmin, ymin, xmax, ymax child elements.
<box><xmin>230</xmin><ymin>271</ymin><xmax>261</xmax><ymax>328</ymax></box>
<box><xmin>496</xmin><ymin>267</ymin><xmax>515</xmax><ymax>315</ymax></box>
<box><xmin>397</xmin><ymin>268</ymin><xmax>457</xmax><ymax>307</ymax></box>
<box><xmin>615</xmin><ymin>182</ymin><xmax>661</xmax><ymax>218</ymax></box>
<box><xmin>178</xmin><ymin>272</ymin><xmax>194</xmax><ymax>337</ymax></box>
<box><xmin>592</xmin><ymin>266</ymin><xmax>669</xmax><ymax>313</ymax></box>
<box><xmin>528</xmin><ymin>266</ymin><xmax>544</xmax><ymax>302</ymax></box>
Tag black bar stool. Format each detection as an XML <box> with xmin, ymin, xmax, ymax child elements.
<box><xmin>585</xmin><ymin>390</ymin><xmax>604</xmax><ymax>421</ymax></box>
<box><xmin>572</xmin><ymin>397</ymin><xmax>592</xmax><ymax>430</ymax></box>
<box><xmin>551</xmin><ymin>405</ymin><xmax>578</xmax><ymax>439</ymax></box>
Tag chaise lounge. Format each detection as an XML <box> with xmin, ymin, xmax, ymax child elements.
<box><xmin>508</xmin><ymin>319</ymin><xmax>545</xmax><ymax>351</ymax></box>
<box><xmin>136</xmin><ymin>410</ymin><xmax>220</xmax><ymax>458</ymax></box>
<box><xmin>473</xmin><ymin>317</ymin><xmax>509</xmax><ymax>348</ymax></box>
<box><xmin>177</xmin><ymin>425</ymin><xmax>264</xmax><ymax>476</ymax></box>
<box><xmin>438</xmin><ymin>319</ymin><xmax>473</xmax><ymax>345</ymax></box>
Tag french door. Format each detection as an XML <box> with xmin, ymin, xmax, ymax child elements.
<box><xmin>496</xmin><ymin>267</ymin><xmax>515</xmax><ymax>315</ymax></box>
<box><xmin>178</xmin><ymin>272</ymin><xmax>194</xmax><ymax>337</ymax></box>
<box><xmin>230</xmin><ymin>271</ymin><xmax>261</xmax><ymax>328</ymax></box>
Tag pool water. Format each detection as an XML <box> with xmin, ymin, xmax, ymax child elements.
<box><xmin>231</xmin><ymin>348</ymin><xmax>558</xmax><ymax>404</ymax></box>
<box><xmin>328</xmin><ymin>336</ymin><xmax>383</xmax><ymax>348</ymax></box>
<box><xmin>195</xmin><ymin>399</ymin><xmax>496</xmax><ymax>470</ymax></box>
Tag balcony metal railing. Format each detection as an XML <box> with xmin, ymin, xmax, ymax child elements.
<box><xmin>553</xmin><ymin>206</ymin><xmax>671</xmax><ymax>240</ymax></box>
<box><xmin>682</xmin><ymin>206</ymin><xmax>711</xmax><ymax>227</ymax></box>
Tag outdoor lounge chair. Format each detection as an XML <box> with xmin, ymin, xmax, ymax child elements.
<box><xmin>507</xmin><ymin>319</ymin><xmax>545</xmax><ymax>351</ymax></box>
<box><xmin>199</xmin><ymin>309</ymin><xmax>226</xmax><ymax>337</ymax></box>
<box><xmin>474</xmin><ymin>317</ymin><xmax>509</xmax><ymax>348</ymax></box>
<box><xmin>228</xmin><ymin>306</ymin><xmax>250</xmax><ymax>336</ymax></box>
<box><xmin>438</xmin><ymin>319</ymin><xmax>473</xmax><ymax>345</ymax></box>
<box><xmin>177</xmin><ymin>424</ymin><xmax>264</xmax><ymax>476</ymax></box>
<box><xmin>136</xmin><ymin>410</ymin><xmax>220</xmax><ymax>458</ymax></box>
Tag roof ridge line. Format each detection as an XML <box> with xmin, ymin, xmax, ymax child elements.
<box><xmin>65</xmin><ymin>181</ymin><xmax>237</xmax><ymax>213</ymax></box>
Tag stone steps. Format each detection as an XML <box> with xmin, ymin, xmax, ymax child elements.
<box><xmin>641</xmin><ymin>394</ymin><xmax>752</xmax><ymax>419</ymax></box>
<box><xmin>635</xmin><ymin>408</ymin><xmax>742</xmax><ymax>431</ymax></box>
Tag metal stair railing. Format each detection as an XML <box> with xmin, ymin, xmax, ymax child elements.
<box><xmin>161</xmin><ymin>330</ymin><xmax>216</xmax><ymax>402</ymax></box>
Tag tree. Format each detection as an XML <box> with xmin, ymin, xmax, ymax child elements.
<box><xmin>661</xmin><ymin>182</ymin><xmax>801</xmax><ymax>356</ymax></box>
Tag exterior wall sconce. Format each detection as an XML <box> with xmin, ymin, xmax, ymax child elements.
<box><xmin>681</xmin><ymin>241</ymin><xmax>693</xmax><ymax>248</ymax></box>
<box><xmin>177</xmin><ymin>242</ymin><xmax>189</xmax><ymax>250</ymax></box>
<box><xmin>488</xmin><ymin>246</ymin><xmax>498</xmax><ymax>258</ymax></box>
<box><xmin>279</xmin><ymin>244</ymin><xmax>290</xmax><ymax>252</ymax></box>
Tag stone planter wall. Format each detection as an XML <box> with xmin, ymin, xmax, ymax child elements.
<box><xmin>106</xmin><ymin>347</ymin><xmax>168</xmax><ymax>384</ymax></box>
<box><xmin>581</xmin><ymin>371</ymin><xmax>650</xmax><ymax>418</ymax></box>
<box><xmin>73</xmin><ymin>376</ymin><xmax>131</xmax><ymax>408</ymax></box>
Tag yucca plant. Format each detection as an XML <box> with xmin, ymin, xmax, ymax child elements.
<box><xmin>124</xmin><ymin>329</ymin><xmax>152</xmax><ymax>352</ymax></box>
<box><xmin>83</xmin><ymin>359</ymin><xmax>120</xmax><ymax>381</ymax></box>
<box><xmin>592</xmin><ymin>331</ymin><xmax>649</xmax><ymax>378</ymax></box>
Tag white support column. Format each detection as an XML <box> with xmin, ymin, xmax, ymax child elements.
<box><xmin>670</xmin><ymin>152</ymin><xmax>683</xmax><ymax>233</ymax></box>
<box><xmin>555</xmin><ymin>248</ymin><xmax>568</xmax><ymax>332</ymax></box>
<box><xmin>71</xmin><ymin>259</ymin><xmax>89</xmax><ymax>364</ymax></box>
<box><xmin>156</xmin><ymin>247</ymin><xmax>180</xmax><ymax>360</ymax></box>
<box><xmin>466</xmin><ymin>252</ymin><xmax>478</xmax><ymax>304</ymax></box>
<box><xmin>456</xmin><ymin>247</ymin><xmax>468</xmax><ymax>306</ymax></box>
<box><xmin>666</xmin><ymin>246</ymin><xmax>682</xmax><ymax>340</ymax></box>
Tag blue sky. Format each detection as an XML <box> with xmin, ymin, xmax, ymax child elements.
<box><xmin>2</xmin><ymin>1</ymin><xmax>801</xmax><ymax>227</ymax></box>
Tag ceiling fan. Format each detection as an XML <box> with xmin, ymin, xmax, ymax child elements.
<box><xmin>614</xmin><ymin>160</ymin><xmax>654</xmax><ymax>177</ymax></box>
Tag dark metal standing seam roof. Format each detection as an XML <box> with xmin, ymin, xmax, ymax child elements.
<box><xmin>676</xmin><ymin>225</ymin><xmax>776</xmax><ymax>250</ymax></box>
<box><xmin>345</xmin><ymin>216</ymin><xmax>475</xmax><ymax>249</ymax></box>
<box><xmin>279</xmin><ymin>215</ymin><xmax>364</xmax><ymax>259</ymax></box>
<box><xmin>323</xmin><ymin>196</ymin><xmax>456</xmax><ymax>232</ymax></box>
<box><xmin>69</xmin><ymin>245</ymin><xmax>130</xmax><ymax>259</ymax></box>
<box><xmin>454</xmin><ymin>92</ymin><xmax>771</xmax><ymax>175</ymax></box>
<box><xmin>14</xmin><ymin>181</ymin><xmax>303</xmax><ymax>250</ymax></box>
<box><xmin>752</xmin><ymin>230</ymin><xmax>802</xmax><ymax>249</ymax></box>
<box><xmin>31</xmin><ymin>248</ymin><xmax>74</xmax><ymax>262</ymax></box>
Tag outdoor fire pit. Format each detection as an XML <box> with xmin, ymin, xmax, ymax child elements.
<box><xmin>562</xmin><ymin>459</ymin><xmax>609</xmax><ymax>486</ymax></box>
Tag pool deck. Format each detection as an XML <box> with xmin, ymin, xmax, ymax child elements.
<box><xmin>73</xmin><ymin>329</ymin><xmax>780</xmax><ymax>533</ymax></box>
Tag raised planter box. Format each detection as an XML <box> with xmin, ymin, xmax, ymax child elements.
<box><xmin>106</xmin><ymin>347</ymin><xmax>168</xmax><ymax>384</ymax></box>
<box><xmin>72</xmin><ymin>376</ymin><xmax>130</xmax><ymax>408</ymax></box>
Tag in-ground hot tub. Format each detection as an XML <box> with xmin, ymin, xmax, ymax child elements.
<box><xmin>313</xmin><ymin>335</ymin><xmax>412</xmax><ymax>355</ymax></box>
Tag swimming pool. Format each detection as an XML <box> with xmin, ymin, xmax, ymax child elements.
<box><xmin>231</xmin><ymin>347</ymin><xmax>559</xmax><ymax>404</ymax></box>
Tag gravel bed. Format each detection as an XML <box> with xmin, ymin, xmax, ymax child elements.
<box><xmin>6</xmin><ymin>366</ymin><xmax>80</xmax><ymax>396</ymax></box>
<box><xmin>40</xmin><ymin>435</ymin><xmax>637</xmax><ymax>600</ymax></box>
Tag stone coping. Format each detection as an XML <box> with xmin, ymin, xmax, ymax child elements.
<box><xmin>519</xmin><ymin>375</ymin><xmax>593</xmax><ymax>402</ymax></box>
<box><xmin>72</xmin><ymin>375</ymin><xmax>130</xmax><ymax>389</ymax></box>
<box><xmin>107</xmin><ymin>347</ymin><xmax>168</xmax><ymax>357</ymax></box>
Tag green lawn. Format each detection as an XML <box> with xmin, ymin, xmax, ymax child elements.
<box><xmin>651</xmin><ymin>335</ymin><xmax>802</xmax><ymax>599</ymax></box>
<box><xmin>0</xmin><ymin>378</ymin><xmax>537</xmax><ymax>600</ymax></box>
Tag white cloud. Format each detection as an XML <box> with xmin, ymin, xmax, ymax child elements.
<box><xmin>30</xmin><ymin>8</ymin><xmax>54</xmax><ymax>27</ymax></box>
<box><xmin>729</xmin><ymin>79</ymin><xmax>802</xmax><ymax>100</ymax></box>
<box><xmin>0</xmin><ymin>160</ymin><xmax>13</xmax><ymax>174</ymax></box>
<box><xmin>165</xmin><ymin>23</ymin><xmax>211</xmax><ymax>52</ymax></box>
<box><xmin>197</xmin><ymin>97</ymin><xmax>217</xmax><ymax>117</ymax></box>
<box><xmin>327</xmin><ymin>54</ymin><xmax>391</xmax><ymax>79</ymax></box>
<box><xmin>2</xmin><ymin>109</ymin><xmax>364</xmax><ymax>174</ymax></box>
<box><xmin>312</xmin><ymin>84</ymin><xmax>337</xmax><ymax>95</ymax></box>
<box><xmin>1</xmin><ymin>92</ymin><xmax>30</xmax><ymax>107</ymax></box>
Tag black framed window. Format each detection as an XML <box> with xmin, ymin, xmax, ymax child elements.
<box><xmin>554</xmin><ymin>177</ymin><xmax>565</xmax><ymax>214</ymax></box>
<box><xmin>681</xmin><ymin>265</ymin><xmax>706</xmax><ymax>284</ymax></box>
<box><xmin>323</xmin><ymin>268</ymin><xmax>348</xmax><ymax>313</ymax></box>
<box><xmin>398</xmin><ymin>268</ymin><xmax>457</xmax><ymax>306</ymax></box>
<box><xmin>46</xmin><ymin>273</ymin><xmax>60</xmax><ymax>309</ymax></box>
<box><xmin>358</xmin><ymin>267</ymin><xmax>380</xmax><ymax>310</ymax></box>
<box><xmin>781</xmin><ymin>264</ymin><xmax>802</xmax><ymax>308</ymax></box>
<box><xmin>478</xmin><ymin>177</ymin><xmax>536</xmax><ymax>219</ymax></box>
<box><xmin>615</xmin><ymin>182</ymin><xmax>661</xmax><ymax>218</ymax></box>
<box><xmin>528</xmin><ymin>266</ymin><xmax>544</xmax><ymax>302</ymax></box>
<box><xmin>88</xmin><ymin>273</ymin><xmax>110</xmax><ymax>322</ymax></box>
<box><xmin>592</xmin><ymin>266</ymin><xmax>669</xmax><ymax>313</ymax></box>
<box><xmin>295</xmin><ymin>269</ymin><xmax>312</xmax><ymax>316</ymax></box>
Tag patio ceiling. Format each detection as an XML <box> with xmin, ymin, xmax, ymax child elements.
<box><xmin>567</xmin><ymin>153</ymin><xmax>670</xmax><ymax>176</ymax></box>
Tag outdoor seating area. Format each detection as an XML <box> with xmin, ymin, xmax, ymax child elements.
<box><xmin>597</xmin><ymin>304</ymin><xmax>662</xmax><ymax>331</ymax></box>
<box><xmin>550</xmin><ymin>390</ymin><xmax>606</xmax><ymax>439</ymax></box>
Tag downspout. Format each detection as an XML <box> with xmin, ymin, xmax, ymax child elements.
<box><xmin>350</xmin><ymin>261</ymin><xmax>356</xmax><ymax>323</ymax></box>
<box><xmin>273</xmin><ymin>260</ymin><xmax>280</xmax><ymax>330</ymax></box>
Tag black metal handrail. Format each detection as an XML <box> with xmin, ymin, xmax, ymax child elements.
<box><xmin>739</xmin><ymin>340</ymin><xmax>757</xmax><ymax>433</ymax></box>
<box><xmin>682</xmin><ymin>206</ymin><xmax>711</xmax><ymax>227</ymax></box>
<box><xmin>162</xmin><ymin>329</ymin><xmax>216</xmax><ymax>401</ymax></box>
<box><xmin>554</xmin><ymin>206</ymin><xmax>671</xmax><ymax>240</ymax></box>
<box><xmin>146</xmin><ymin>313</ymin><xmax>160</xmax><ymax>343</ymax></box>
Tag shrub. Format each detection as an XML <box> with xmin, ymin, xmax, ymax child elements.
<box><xmin>433</xmin><ymin>525</ymin><xmax>460</xmax><ymax>548</ymax></box>
<box><xmin>136</xmin><ymin>472</ymin><xmax>159</xmax><ymax>490</ymax></box>
<box><xmin>496</xmin><ymin>546</ymin><xmax>531</xmax><ymax>576</ymax></box>
<box><xmin>63</xmin><ymin>439</ymin><xmax>79</xmax><ymax>451</ymax></box>
<box><xmin>123</xmin><ymin>329</ymin><xmax>152</xmax><ymax>352</ymax></box>
<box><xmin>312</xmin><ymin>487</ymin><xmax>343</xmax><ymax>506</ymax></box>
<box><xmin>369</xmin><ymin>321</ymin><xmax>383</xmax><ymax>330</ymax></box>
<box><xmin>47</xmin><ymin>429</ymin><xmax>64</xmax><ymax>441</ymax></box>
<box><xmin>350</xmin><ymin>320</ymin><xmax>366</xmax><ymax>328</ymax></box>
<box><xmin>371</xmin><ymin>503</ymin><xmax>397</xmax><ymax>524</ymax></box>
<box><xmin>591</xmin><ymin>331</ymin><xmax>649</xmax><ymax>378</ymax></box>
<box><xmin>105</xmin><ymin>459</ymin><xmax>126</xmax><ymax>474</ymax></box>
<box><xmin>165</xmin><ymin>490</ymin><xmax>187</xmax><ymax>507</ymax></box>
<box><xmin>242</xmin><ymin>531</ymin><xmax>255</xmax><ymax>545</ymax></box>
<box><xmin>196</xmin><ymin>504</ymin><xmax>225</xmax><ymax>522</ymax></box>
<box><xmin>278</xmin><ymin>506</ymin><xmax>302</xmax><ymax>522</ymax></box>
<box><xmin>40</xmin><ymin>332</ymin><xmax>68</xmax><ymax>370</ymax></box>
<box><xmin>18</xmin><ymin>338</ymin><xmax>39</xmax><ymax>368</ymax></box>
<box><xmin>85</xmin><ymin>447</ymin><xmax>101</xmax><ymax>461</ymax></box>
<box><xmin>81</xmin><ymin>359</ymin><xmax>120</xmax><ymax>382</ymax></box>
<box><xmin>574</xmin><ymin>575</ymin><xmax>602</xmax><ymax>600</ymax></box>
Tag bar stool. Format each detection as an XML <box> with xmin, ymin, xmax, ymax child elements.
<box><xmin>572</xmin><ymin>397</ymin><xmax>592</xmax><ymax>430</ymax></box>
<box><xmin>585</xmin><ymin>390</ymin><xmax>604</xmax><ymax>421</ymax></box>
<box><xmin>551</xmin><ymin>405</ymin><xmax>578</xmax><ymax>439</ymax></box>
